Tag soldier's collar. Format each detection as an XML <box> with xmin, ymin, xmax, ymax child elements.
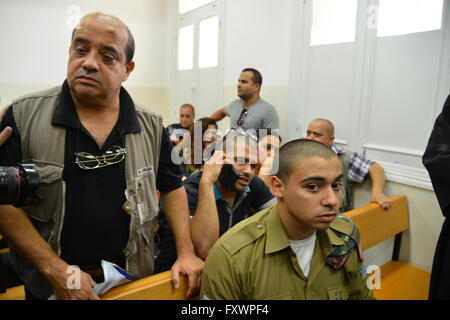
<box><xmin>264</xmin><ymin>205</ymin><xmax>292</xmax><ymax>254</ymax></box>
<box><xmin>325</xmin><ymin>228</ymin><xmax>345</xmax><ymax>246</ymax></box>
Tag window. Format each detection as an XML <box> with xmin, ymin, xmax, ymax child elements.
<box><xmin>377</xmin><ymin>0</ymin><xmax>444</xmax><ymax>37</ymax></box>
<box><xmin>311</xmin><ymin>0</ymin><xmax>358</xmax><ymax>46</ymax></box>
<box><xmin>199</xmin><ymin>16</ymin><xmax>219</xmax><ymax>68</ymax></box>
<box><xmin>178</xmin><ymin>25</ymin><xmax>194</xmax><ymax>71</ymax></box>
<box><xmin>179</xmin><ymin>0</ymin><xmax>215</xmax><ymax>15</ymax></box>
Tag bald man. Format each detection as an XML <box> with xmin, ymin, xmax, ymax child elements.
<box><xmin>0</xmin><ymin>12</ymin><xmax>202</xmax><ymax>300</ymax></box>
<box><xmin>306</xmin><ymin>119</ymin><xmax>391</xmax><ymax>212</ymax></box>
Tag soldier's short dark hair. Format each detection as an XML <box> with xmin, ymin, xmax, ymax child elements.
<box><xmin>275</xmin><ymin>139</ymin><xmax>337</xmax><ymax>183</ymax></box>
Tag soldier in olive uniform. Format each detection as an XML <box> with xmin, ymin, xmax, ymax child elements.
<box><xmin>200</xmin><ymin>139</ymin><xmax>374</xmax><ymax>300</ymax></box>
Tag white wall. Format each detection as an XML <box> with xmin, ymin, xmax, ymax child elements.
<box><xmin>220</xmin><ymin>0</ymin><xmax>294</xmax><ymax>137</ymax></box>
<box><xmin>0</xmin><ymin>0</ymin><xmax>172</xmax><ymax>120</ymax></box>
<box><xmin>287</xmin><ymin>0</ymin><xmax>450</xmax><ymax>271</ymax></box>
<box><xmin>223</xmin><ymin>0</ymin><xmax>293</xmax><ymax>87</ymax></box>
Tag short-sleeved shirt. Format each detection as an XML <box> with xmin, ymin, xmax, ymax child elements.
<box><xmin>154</xmin><ymin>171</ymin><xmax>276</xmax><ymax>272</ymax></box>
<box><xmin>225</xmin><ymin>98</ymin><xmax>279</xmax><ymax>130</ymax></box>
<box><xmin>332</xmin><ymin>144</ymin><xmax>374</xmax><ymax>185</ymax></box>
<box><xmin>0</xmin><ymin>81</ymin><xmax>183</xmax><ymax>270</ymax></box>
<box><xmin>200</xmin><ymin>204</ymin><xmax>374</xmax><ymax>300</ymax></box>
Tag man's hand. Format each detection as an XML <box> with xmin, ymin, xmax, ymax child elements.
<box><xmin>53</xmin><ymin>271</ymin><xmax>100</xmax><ymax>300</ymax></box>
<box><xmin>371</xmin><ymin>192</ymin><xmax>392</xmax><ymax>211</ymax></box>
<box><xmin>171</xmin><ymin>252</ymin><xmax>204</xmax><ymax>299</ymax></box>
<box><xmin>201</xmin><ymin>150</ymin><xmax>225</xmax><ymax>184</ymax></box>
<box><xmin>46</xmin><ymin>262</ymin><xmax>100</xmax><ymax>300</ymax></box>
<box><xmin>170</xmin><ymin>134</ymin><xmax>180</xmax><ymax>144</ymax></box>
<box><xmin>0</xmin><ymin>105</ymin><xmax>12</xmax><ymax>146</ymax></box>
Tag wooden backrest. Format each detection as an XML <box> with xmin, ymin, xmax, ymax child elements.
<box><xmin>101</xmin><ymin>270</ymin><xmax>194</xmax><ymax>300</ymax></box>
<box><xmin>343</xmin><ymin>195</ymin><xmax>409</xmax><ymax>251</ymax></box>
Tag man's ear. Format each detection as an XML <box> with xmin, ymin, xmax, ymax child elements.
<box><xmin>329</xmin><ymin>135</ymin><xmax>335</xmax><ymax>146</ymax></box>
<box><xmin>123</xmin><ymin>61</ymin><xmax>135</xmax><ymax>81</ymax></box>
<box><xmin>271</xmin><ymin>176</ymin><xmax>284</xmax><ymax>199</ymax></box>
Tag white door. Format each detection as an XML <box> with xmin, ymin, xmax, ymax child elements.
<box><xmin>171</xmin><ymin>0</ymin><xmax>225</xmax><ymax>122</ymax></box>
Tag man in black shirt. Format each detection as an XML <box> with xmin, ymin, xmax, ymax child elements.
<box><xmin>167</xmin><ymin>103</ymin><xmax>195</xmax><ymax>145</ymax></box>
<box><xmin>423</xmin><ymin>93</ymin><xmax>450</xmax><ymax>299</ymax></box>
<box><xmin>0</xmin><ymin>12</ymin><xmax>202</xmax><ymax>300</ymax></box>
<box><xmin>155</xmin><ymin>130</ymin><xmax>276</xmax><ymax>271</ymax></box>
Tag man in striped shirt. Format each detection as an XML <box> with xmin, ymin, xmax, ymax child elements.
<box><xmin>306</xmin><ymin>119</ymin><xmax>391</xmax><ymax>212</ymax></box>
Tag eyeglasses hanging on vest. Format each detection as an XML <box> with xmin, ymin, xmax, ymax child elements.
<box><xmin>75</xmin><ymin>145</ymin><xmax>127</xmax><ymax>170</ymax></box>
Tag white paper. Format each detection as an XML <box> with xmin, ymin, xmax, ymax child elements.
<box><xmin>48</xmin><ymin>260</ymin><xmax>137</xmax><ymax>300</ymax></box>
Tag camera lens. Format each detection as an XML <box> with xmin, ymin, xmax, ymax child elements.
<box><xmin>0</xmin><ymin>165</ymin><xmax>40</xmax><ymax>207</ymax></box>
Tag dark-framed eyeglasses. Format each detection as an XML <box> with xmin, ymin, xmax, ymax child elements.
<box><xmin>237</xmin><ymin>109</ymin><xmax>248</xmax><ymax>127</ymax></box>
<box><xmin>75</xmin><ymin>145</ymin><xmax>127</xmax><ymax>170</ymax></box>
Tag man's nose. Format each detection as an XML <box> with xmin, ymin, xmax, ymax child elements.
<box><xmin>321</xmin><ymin>186</ymin><xmax>340</xmax><ymax>209</ymax></box>
<box><xmin>82</xmin><ymin>52</ymin><xmax>100</xmax><ymax>71</ymax></box>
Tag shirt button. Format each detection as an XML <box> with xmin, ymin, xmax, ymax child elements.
<box><xmin>124</xmin><ymin>250</ymin><xmax>130</xmax><ymax>257</ymax></box>
<box><xmin>257</xmin><ymin>224</ymin><xmax>263</xmax><ymax>229</ymax></box>
<box><xmin>123</xmin><ymin>205</ymin><xmax>131</xmax><ymax>213</ymax></box>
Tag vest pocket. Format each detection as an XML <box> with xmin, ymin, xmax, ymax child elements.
<box><xmin>21</xmin><ymin>163</ymin><xmax>63</xmax><ymax>244</ymax></box>
<box><xmin>24</xmin><ymin>163</ymin><xmax>64</xmax><ymax>223</ymax></box>
<box><xmin>126</xmin><ymin>174</ymin><xmax>159</xmax><ymax>224</ymax></box>
<box><xmin>328</xmin><ymin>287</ymin><xmax>349</xmax><ymax>300</ymax></box>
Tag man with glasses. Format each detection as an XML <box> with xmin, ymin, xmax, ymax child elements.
<box><xmin>0</xmin><ymin>12</ymin><xmax>203</xmax><ymax>300</ymax></box>
<box><xmin>155</xmin><ymin>130</ymin><xmax>276</xmax><ymax>271</ymax></box>
<box><xmin>210</xmin><ymin>68</ymin><xmax>279</xmax><ymax>131</ymax></box>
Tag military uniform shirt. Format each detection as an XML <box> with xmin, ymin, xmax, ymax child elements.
<box><xmin>201</xmin><ymin>204</ymin><xmax>375</xmax><ymax>300</ymax></box>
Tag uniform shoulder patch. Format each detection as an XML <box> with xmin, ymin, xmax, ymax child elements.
<box><xmin>219</xmin><ymin>210</ymin><xmax>268</xmax><ymax>256</ymax></box>
<box><xmin>221</xmin><ymin>221</ymin><xmax>266</xmax><ymax>256</ymax></box>
<box><xmin>326</xmin><ymin>215</ymin><xmax>364</xmax><ymax>270</ymax></box>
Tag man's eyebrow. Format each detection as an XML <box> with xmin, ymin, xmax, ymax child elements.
<box><xmin>301</xmin><ymin>176</ymin><xmax>326</xmax><ymax>183</ymax></box>
<box><xmin>73</xmin><ymin>37</ymin><xmax>90</xmax><ymax>45</ymax></box>
<box><xmin>101</xmin><ymin>45</ymin><xmax>119</xmax><ymax>56</ymax></box>
<box><xmin>301</xmin><ymin>174</ymin><xmax>344</xmax><ymax>184</ymax></box>
<box><xmin>72</xmin><ymin>37</ymin><xmax>119</xmax><ymax>56</ymax></box>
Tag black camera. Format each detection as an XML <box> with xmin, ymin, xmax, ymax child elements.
<box><xmin>0</xmin><ymin>164</ymin><xmax>40</xmax><ymax>207</ymax></box>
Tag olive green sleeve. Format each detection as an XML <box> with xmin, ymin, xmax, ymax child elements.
<box><xmin>345</xmin><ymin>250</ymin><xmax>376</xmax><ymax>300</ymax></box>
<box><xmin>200</xmin><ymin>243</ymin><xmax>244</xmax><ymax>300</ymax></box>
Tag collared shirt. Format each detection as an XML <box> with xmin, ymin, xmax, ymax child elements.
<box><xmin>201</xmin><ymin>204</ymin><xmax>374</xmax><ymax>300</ymax></box>
<box><xmin>212</xmin><ymin>183</ymin><xmax>251</xmax><ymax>231</ymax></box>
<box><xmin>0</xmin><ymin>81</ymin><xmax>183</xmax><ymax>270</ymax></box>
<box><xmin>332</xmin><ymin>144</ymin><xmax>374</xmax><ymax>185</ymax></box>
<box><xmin>186</xmin><ymin>171</ymin><xmax>276</xmax><ymax>235</ymax></box>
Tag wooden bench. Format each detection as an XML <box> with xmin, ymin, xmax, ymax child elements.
<box><xmin>101</xmin><ymin>270</ymin><xmax>194</xmax><ymax>300</ymax></box>
<box><xmin>343</xmin><ymin>195</ymin><xmax>431</xmax><ymax>300</ymax></box>
<box><xmin>0</xmin><ymin>195</ymin><xmax>431</xmax><ymax>300</ymax></box>
<box><xmin>0</xmin><ymin>270</ymin><xmax>190</xmax><ymax>300</ymax></box>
